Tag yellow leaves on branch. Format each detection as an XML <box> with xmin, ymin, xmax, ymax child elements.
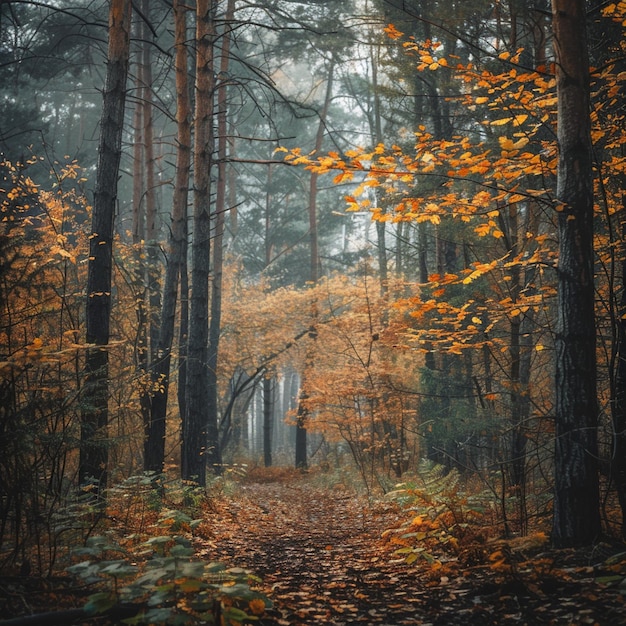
<box><xmin>397</xmin><ymin>286</ymin><xmax>551</xmax><ymax>359</ymax></box>
<box><xmin>498</xmin><ymin>135</ymin><xmax>529</xmax><ymax>158</ymax></box>
<box><xmin>474</xmin><ymin>218</ymin><xmax>504</xmax><ymax>239</ymax></box>
<box><xmin>462</xmin><ymin>261</ymin><xmax>498</xmax><ymax>285</ymax></box>
<box><xmin>383</xmin><ymin>23</ymin><xmax>403</xmax><ymax>40</ymax></box>
<box><xmin>489</xmin><ymin>114</ymin><xmax>528</xmax><ymax>127</ymax></box>
<box><xmin>333</xmin><ymin>169</ymin><xmax>354</xmax><ymax>184</ymax></box>
<box><xmin>280</xmin><ymin>137</ymin><xmax>555</xmax><ymax>234</ymax></box>
<box><xmin>1</xmin><ymin>158</ymin><xmax>92</xmax><ymax>386</ymax></box>
<box><xmin>602</xmin><ymin>1</ymin><xmax>626</xmax><ymax>25</ymax></box>
<box><xmin>386</xmin><ymin>30</ymin><xmax>449</xmax><ymax>72</ymax></box>
<box><xmin>277</xmin><ymin>29</ymin><xmax>563</xmax><ymax>233</ymax></box>
<box><xmin>497</xmin><ymin>48</ymin><xmax>525</xmax><ymax>64</ymax></box>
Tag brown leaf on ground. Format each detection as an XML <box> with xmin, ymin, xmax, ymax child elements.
<box><xmin>198</xmin><ymin>472</ymin><xmax>626</xmax><ymax>625</ymax></box>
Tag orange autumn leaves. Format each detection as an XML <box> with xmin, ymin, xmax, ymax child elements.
<box><xmin>281</xmin><ymin>124</ymin><xmax>553</xmax><ymax>238</ymax></box>
<box><xmin>275</xmin><ymin>24</ymin><xmax>573</xmax><ymax>430</ymax></box>
<box><xmin>280</xmin><ymin>25</ymin><xmax>559</xmax><ymax>240</ymax></box>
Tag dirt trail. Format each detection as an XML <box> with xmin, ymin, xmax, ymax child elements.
<box><xmin>206</xmin><ymin>478</ymin><xmax>626</xmax><ymax>626</ymax></box>
<box><xmin>209</xmin><ymin>480</ymin><xmax>430</xmax><ymax>625</ymax></box>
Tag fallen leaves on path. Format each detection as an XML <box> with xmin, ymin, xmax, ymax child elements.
<box><xmin>197</xmin><ymin>471</ymin><xmax>626</xmax><ymax>625</ymax></box>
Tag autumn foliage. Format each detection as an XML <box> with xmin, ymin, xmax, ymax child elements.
<box><xmin>5</xmin><ymin>2</ymin><xmax>626</xmax><ymax>623</ymax></box>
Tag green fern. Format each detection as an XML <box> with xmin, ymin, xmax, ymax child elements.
<box><xmin>387</xmin><ymin>459</ymin><xmax>459</xmax><ymax>508</ymax></box>
<box><xmin>384</xmin><ymin>460</ymin><xmax>486</xmax><ymax>566</ymax></box>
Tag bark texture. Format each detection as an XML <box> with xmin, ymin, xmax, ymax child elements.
<box><xmin>183</xmin><ymin>0</ymin><xmax>215</xmax><ymax>485</ymax></box>
<box><xmin>551</xmin><ymin>0</ymin><xmax>601</xmax><ymax>547</ymax></box>
<box><xmin>79</xmin><ymin>0</ymin><xmax>132</xmax><ymax>492</ymax></box>
<box><xmin>205</xmin><ymin>0</ymin><xmax>236</xmax><ymax>474</ymax></box>
<box><xmin>147</xmin><ymin>0</ymin><xmax>191</xmax><ymax>474</ymax></box>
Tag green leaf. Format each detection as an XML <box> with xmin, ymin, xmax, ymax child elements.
<box><xmin>219</xmin><ymin>583</ymin><xmax>265</xmax><ymax>603</ymax></box>
<box><xmin>219</xmin><ymin>583</ymin><xmax>253</xmax><ymax>596</ymax></box>
<box><xmin>169</xmin><ymin>544</ymin><xmax>194</xmax><ymax>557</ymax></box>
<box><xmin>120</xmin><ymin>583</ymin><xmax>146</xmax><ymax>602</ymax></box>
<box><xmin>189</xmin><ymin>592</ymin><xmax>216</xmax><ymax>612</ymax></box>
<box><xmin>222</xmin><ymin>606</ymin><xmax>255</xmax><ymax>623</ymax></box>
<box><xmin>66</xmin><ymin>560</ymin><xmax>102</xmax><ymax>583</ymax></box>
<box><xmin>596</xmin><ymin>575</ymin><xmax>624</xmax><ymax>585</ymax></box>
<box><xmin>146</xmin><ymin>535</ymin><xmax>173</xmax><ymax>546</ymax></box>
<box><xmin>422</xmin><ymin>551</ymin><xmax>437</xmax><ymax>564</ymax></box>
<box><xmin>134</xmin><ymin>565</ymin><xmax>171</xmax><ymax>586</ymax></box>
<box><xmin>73</xmin><ymin>536</ymin><xmax>124</xmax><ymax>557</ymax></box>
<box><xmin>179</xmin><ymin>561</ymin><xmax>204</xmax><ymax>578</ymax></box>
<box><xmin>143</xmin><ymin>607</ymin><xmax>172</xmax><ymax>622</ymax></box>
<box><xmin>148</xmin><ymin>589</ymin><xmax>171</xmax><ymax>607</ymax></box>
<box><xmin>177</xmin><ymin>578</ymin><xmax>206</xmax><ymax>592</ymax></box>
<box><xmin>100</xmin><ymin>560</ymin><xmax>138</xmax><ymax>578</ymax></box>
<box><xmin>206</xmin><ymin>562</ymin><xmax>227</xmax><ymax>573</ymax></box>
<box><xmin>84</xmin><ymin>592</ymin><xmax>116</xmax><ymax>615</ymax></box>
<box><xmin>174</xmin><ymin>536</ymin><xmax>192</xmax><ymax>548</ymax></box>
<box><xmin>605</xmin><ymin>552</ymin><xmax>626</xmax><ymax>566</ymax></box>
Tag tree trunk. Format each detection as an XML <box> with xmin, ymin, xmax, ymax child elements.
<box><xmin>148</xmin><ymin>0</ymin><xmax>191</xmax><ymax>475</ymax></box>
<box><xmin>259</xmin><ymin>163</ymin><xmax>277</xmax><ymax>464</ymax></box>
<box><xmin>295</xmin><ymin>57</ymin><xmax>335</xmax><ymax>470</ymax></box>
<box><xmin>141</xmin><ymin>0</ymin><xmax>161</xmax><ymax>370</ymax></box>
<box><xmin>263</xmin><ymin>376</ymin><xmax>273</xmax><ymax>467</ymax></box>
<box><xmin>130</xmin><ymin>30</ymin><xmax>151</xmax><ymax>466</ymax></box>
<box><xmin>370</xmin><ymin>46</ymin><xmax>389</xmax><ymax>295</ymax></box>
<box><xmin>131</xmin><ymin>62</ymin><xmax>144</xmax><ymax>246</ymax></box>
<box><xmin>137</xmin><ymin>0</ymin><xmax>165</xmax><ymax>474</ymax></box>
<box><xmin>205</xmin><ymin>0</ymin><xmax>235</xmax><ymax>475</ymax></box>
<box><xmin>79</xmin><ymin>0</ymin><xmax>132</xmax><ymax>494</ymax></box>
<box><xmin>183</xmin><ymin>0</ymin><xmax>215</xmax><ymax>486</ymax></box>
<box><xmin>178</xmin><ymin>222</ymin><xmax>189</xmax><ymax>455</ymax></box>
<box><xmin>613</xmin><ymin>208</ymin><xmax>626</xmax><ymax>538</ymax></box>
<box><xmin>551</xmin><ymin>0</ymin><xmax>601</xmax><ymax>547</ymax></box>
<box><xmin>501</xmin><ymin>198</ymin><xmax>538</xmax><ymax>535</ymax></box>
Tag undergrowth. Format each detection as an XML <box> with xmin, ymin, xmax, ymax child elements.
<box><xmin>383</xmin><ymin>461</ymin><xmax>492</xmax><ymax>567</ymax></box>
<box><xmin>242</xmin><ymin>466</ymin><xmax>302</xmax><ymax>484</ymax></box>
<box><xmin>55</xmin><ymin>473</ymin><xmax>272</xmax><ymax>625</ymax></box>
<box><xmin>382</xmin><ymin>460</ymin><xmax>575</xmax><ymax>591</ymax></box>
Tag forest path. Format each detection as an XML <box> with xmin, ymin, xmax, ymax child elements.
<box><xmin>202</xmin><ymin>473</ymin><xmax>626</xmax><ymax>626</ymax></box>
<box><xmin>208</xmin><ymin>477</ymin><xmax>433</xmax><ymax>625</ymax></box>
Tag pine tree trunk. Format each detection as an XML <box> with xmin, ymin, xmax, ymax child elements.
<box><xmin>263</xmin><ymin>376</ymin><xmax>273</xmax><ymax>468</ymax></box>
<box><xmin>178</xmin><ymin>229</ymin><xmax>189</xmax><ymax>455</ymax></box>
<box><xmin>295</xmin><ymin>57</ymin><xmax>335</xmax><ymax>470</ymax></box>
<box><xmin>141</xmin><ymin>1</ymin><xmax>160</xmax><ymax>369</ymax></box>
<box><xmin>551</xmin><ymin>0</ymin><xmax>601</xmax><ymax>547</ymax></box>
<box><xmin>148</xmin><ymin>0</ymin><xmax>191</xmax><ymax>475</ymax></box>
<box><xmin>137</xmin><ymin>0</ymin><xmax>165</xmax><ymax>474</ymax></box>
<box><xmin>205</xmin><ymin>0</ymin><xmax>235</xmax><ymax>474</ymax></box>
<box><xmin>130</xmin><ymin>35</ymin><xmax>151</xmax><ymax>462</ymax></box>
<box><xmin>183</xmin><ymin>0</ymin><xmax>215</xmax><ymax>486</ymax></box>
<box><xmin>614</xmin><ymin>208</ymin><xmax>626</xmax><ymax>538</ymax></box>
<box><xmin>79</xmin><ymin>0</ymin><xmax>132</xmax><ymax>494</ymax></box>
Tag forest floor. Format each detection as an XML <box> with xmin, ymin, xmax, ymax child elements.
<box><xmin>3</xmin><ymin>468</ymin><xmax>626</xmax><ymax>625</ymax></box>
<box><xmin>203</xmin><ymin>469</ymin><xmax>626</xmax><ymax>626</ymax></box>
